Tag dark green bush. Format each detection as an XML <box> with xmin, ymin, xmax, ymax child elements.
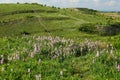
<box><xmin>100</xmin><ymin>22</ymin><xmax>120</xmax><ymax>36</ymax></box>
<box><xmin>117</xmin><ymin>12</ymin><xmax>120</xmax><ymax>15</ymax></box>
<box><xmin>20</xmin><ymin>31</ymin><xmax>30</xmax><ymax>35</ymax></box>
<box><xmin>79</xmin><ymin>22</ymin><xmax>120</xmax><ymax>36</ymax></box>
<box><xmin>79</xmin><ymin>23</ymin><xmax>98</xmax><ymax>34</ymax></box>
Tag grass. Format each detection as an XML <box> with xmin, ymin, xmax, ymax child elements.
<box><xmin>0</xmin><ymin>3</ymin><xmax>111</xmax><ymax>37</ymax></box>
<box><xmin>0</xmin><ymin>3</ymin><xmax>120</xmax><ymax>80</ymax></box>
<box><xmin>0</xmin><ymin>35</ymin><xmax>120</xmax><ymax>80</ymax></box>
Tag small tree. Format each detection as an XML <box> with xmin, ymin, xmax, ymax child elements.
<box><xmin>17</xmin><ymin>2</ymin><xmax>19</xmax><ymax>4</ymax></box>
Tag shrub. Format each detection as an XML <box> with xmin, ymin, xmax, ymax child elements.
<box><xmin>79</xmin><ymin>22</ymin><xmax>120</xmax><ymax>36</ymax></box>
<box><xmin>79</xmin><ymin>23</ymin><xmax>98</xmax><ymax>34</ymax></box>
<box><xmin>20</xmin><ymin>31</ymin><xmax>30</xmax><ymax>35</ymax></box>
<box><xmin>17</xmin><ymin>2</ymin><xmax>19</xmax><ymax>4</ymax></box>
<box><xmin>100</xmin><ymin>22</ymin><xmax>120</xmax><ymax>36</ymax></box>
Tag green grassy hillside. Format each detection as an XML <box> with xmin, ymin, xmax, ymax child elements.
<box><xmin>0</xmin><ymin>3</ymin><xmax>120</xmax><ymax>80</ymax></box>
<box><xmin>0</xmin><ymin>3</ymin><xmax>111</xmax><ymax>37</ymax></box>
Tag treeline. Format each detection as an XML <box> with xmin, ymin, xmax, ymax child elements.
<box><xmin>76</xmin><ymin>8</ymin><xmax>98</xmax><ymax>15</ymax></box>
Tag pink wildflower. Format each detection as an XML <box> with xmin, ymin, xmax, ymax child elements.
<box><xmin>117</xmin><ymin>65</ymin><xmax>120</xmax><ymax>71</ymax></box>
<box><xmin>1</xmin><ymin>57</ymin><xmax>4</xmax><ymax>64</ymax></box>
<box><xmin>15</xmin><ymin>53</ymin><xmax>20</xmax><ymax>60</ymax></box>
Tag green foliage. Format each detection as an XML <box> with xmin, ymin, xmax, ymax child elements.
<box><xmin>0</xmin><ymin>35</ymin><xmax>119</xmax><ymax>80</ymax></box>
<box><xmin>20</xmin><ymin>31</ymin><xmax>30</xmax><ymax>35</ymax></box>
<box><xmin>117</xmin><ymin>12</ymin><xmax>120</xmax><ymax>15</ymax></box>
<box><xmin>79</xmin><ymin>22</ymin><xmax>120</xmax><ymax>36</ymax></box>
<box><xmin>100</xmin><ymin>22</ymin><xmax>120</xmax><ymax>36</ymax></box>
<box><xmin>0</xmin><ymin>3</ymin><xmax>110</xmax><ymax>37</ymax></box>
<box><xmin>76</xmin><ymin>8</ymin><xmax>98</xmax><ymax>15</ymax></box>
<box><xmin>91</xmin><ymin>52</ymin><xmax>120</xmax><ymax>80</ymax></box>
<box><xmin>0</xmin><ymin>3</ymin><xmax>120</xmax><ymax>80</ymax></box>
<box><xmin>79</xmin><ymin>23</ymin><xmax>98</xmax><ymax>34</ymax></box>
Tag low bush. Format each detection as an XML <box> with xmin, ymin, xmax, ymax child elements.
<box><xmin>79</xmin><ymin>23</ymin><xmax>98</xmax><ymax>34</ymax></box>
<box><xmin>79</xmin><ymin>22</ymin><xmax>120</xmax><ymax>36</ymax></box>
<box><xmin>100</xmin><ymin>22</ymin><xmax>120</xmax><ymax>36</ymax></box>
<box><xmin>20</xmin><ymin>31</ymin><xmax>30</xmax><ymax>35</ymax></box>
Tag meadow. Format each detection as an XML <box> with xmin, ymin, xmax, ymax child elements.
<box><xmin>0</xmin><ymin>3</ymin><xmax>120</xmax><ymax>80</ymax></box>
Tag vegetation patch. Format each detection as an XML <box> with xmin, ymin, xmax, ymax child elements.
<box><xmin>75</xmin><ymin>8</ymin><xmax>98</xmax><ymax>15</ymax></box>
<box><xmin>0</xmin><ymin>3</ymin><xmax>120</xmax><ymax>80</ymax></box>
<box><xmin>79</xmin><ymin>22</ymin><xmax>120</xmax><ymax>36</ymax></box>
<box><xmin>0</xmin><ymin>35</ymin><xmax>119</xmax><ymax>79</ymax></box>
<box><xmin>79</xmin><ymin>23</ymin><xmax>98</xmax><ymax>34</ymax></box>
<box><xmin>100</xmin><ymin>22</ymin><xmax>120</xmax><ymax>36</ymax></box>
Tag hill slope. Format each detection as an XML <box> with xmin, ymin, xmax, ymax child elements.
<box><xmin>0</xmin><ymin>3</ymin><xmax>110</xmax><ymax>37</ymax></box>
<box><xmin>0</xmin><ymin>3</ymin><xmax>120</xmax><ymax>80</ymax></box>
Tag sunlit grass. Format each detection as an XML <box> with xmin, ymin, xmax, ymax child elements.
<box><xmin>0</xmin><ymin>3</ymin><xmax>120</xmax><ymax>80</ymax></box>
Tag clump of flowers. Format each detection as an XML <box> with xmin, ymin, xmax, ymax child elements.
<box><xmin>34</xmin><ymin>36</ymin><xmax>109</xmax><ymax>59</ymax></box>
<box><xmin>0</xmin><ymin>35</ymin><xmax>116</xmax><ymax>65</ymax></box>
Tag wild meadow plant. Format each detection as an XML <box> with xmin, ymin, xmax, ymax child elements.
<box><xmin>0</xmin><ymin>35</ymin><xmax>119</xmax><ymax>79</ymax></box>
<box><xmin>91</xmin><ymin>43</ymin><xmax>120</xmax><ymax>79</ymax></box>
<box><xmin>0</xmin><ymin>35</ymin><xmax>117</xmax><ymax>62</ymax></box>
<box><xmin>117</xmin><ymin>65</ymin><xmax>120</xmax><ymax>71</ymax></box>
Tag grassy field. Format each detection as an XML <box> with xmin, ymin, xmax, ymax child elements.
<box><xmin>0</xmin><ymin>3</ymin><xmax>120</xmax><ymax>80</ymax></box>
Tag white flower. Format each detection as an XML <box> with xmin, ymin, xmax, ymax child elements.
<box><xmin>1</xmin><ymin>67</ymin><xmax>5</xmax><ymax>72</ymax></box>
<box><xmin>28</xmin><ymin>68</ymin><xmax>31</xmax><ymax>73</ymax></box>
<box><xmin>34</xmin><ymin>44</ymin><xmax>39</xmax><ymax>53</ymax></box>
<box><xmin>92</xmin><ymin>57</ymin><xmax>95</xmax><ymax>64</ymax></box>
<box><xmin>8</xmin><ymin>56</ymin><xmax>12</xmax><ymax>61</ymax></box>
<box><xmin>38</xmin><ymin>59</ymin><xmax>41</xmax><ymax>65</ymax></box>
<box><xmin>30</xmin><ymin>52</ymin><xmax>34</xmax><ymax>58</ymax></box>
<box><xmin>1</xmin><ymin>55</ymin><xmax>3</xmax><ymax>57</ymax></box>
<box><xmin>80</xmin><ymin>47</ymin><xmax>83</xmax><ymax>53</ymax></box>
<box><xmin>106</xmin><ymin>50</ymin><xmax>109</xmax><ymax>53</ymax></box>
<box><xmin>35</xmin><ymin>74</ymin><xmax>41</xmax><ymax>80</ymax></box>
<box><xmin>11</xmin><ymin>69</ymin><xmax>13</xmax><ymax>72</ymax></box>
<box><xmin>96</xmin><ymin>51</ymin><xmax>100</xmax><ymax>57</ymax></box>
<box><xmin>110</xmin><ymin>49</ymin><xmax>113</xmax><ymax>54</ymax></box>
<box><xmin>60</xmin><ymin>70</ymin><xmax>63</xmax><ymax>77</ymax></box>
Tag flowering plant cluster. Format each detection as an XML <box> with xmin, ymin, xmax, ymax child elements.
<box><xmin>0</xmin><ymin>36</ymin><xmax>117</xmax><ymax>64</ymax></box>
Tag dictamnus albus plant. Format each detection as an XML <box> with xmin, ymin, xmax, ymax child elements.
<box><xmin>0</xmin><ymin>36</ymin><xmax>117</xmax><ymax>64</ymax></box>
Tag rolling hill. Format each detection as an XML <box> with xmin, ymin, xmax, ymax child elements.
<box><xmin>0</xmin><ymin>3</ymin><xmax>111</xmax><ymax>37</ymax></box>
<box><xmin>0</xmin><ymin>3</ymin><xmax>120</xmax><ymax>80</ymax></box>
